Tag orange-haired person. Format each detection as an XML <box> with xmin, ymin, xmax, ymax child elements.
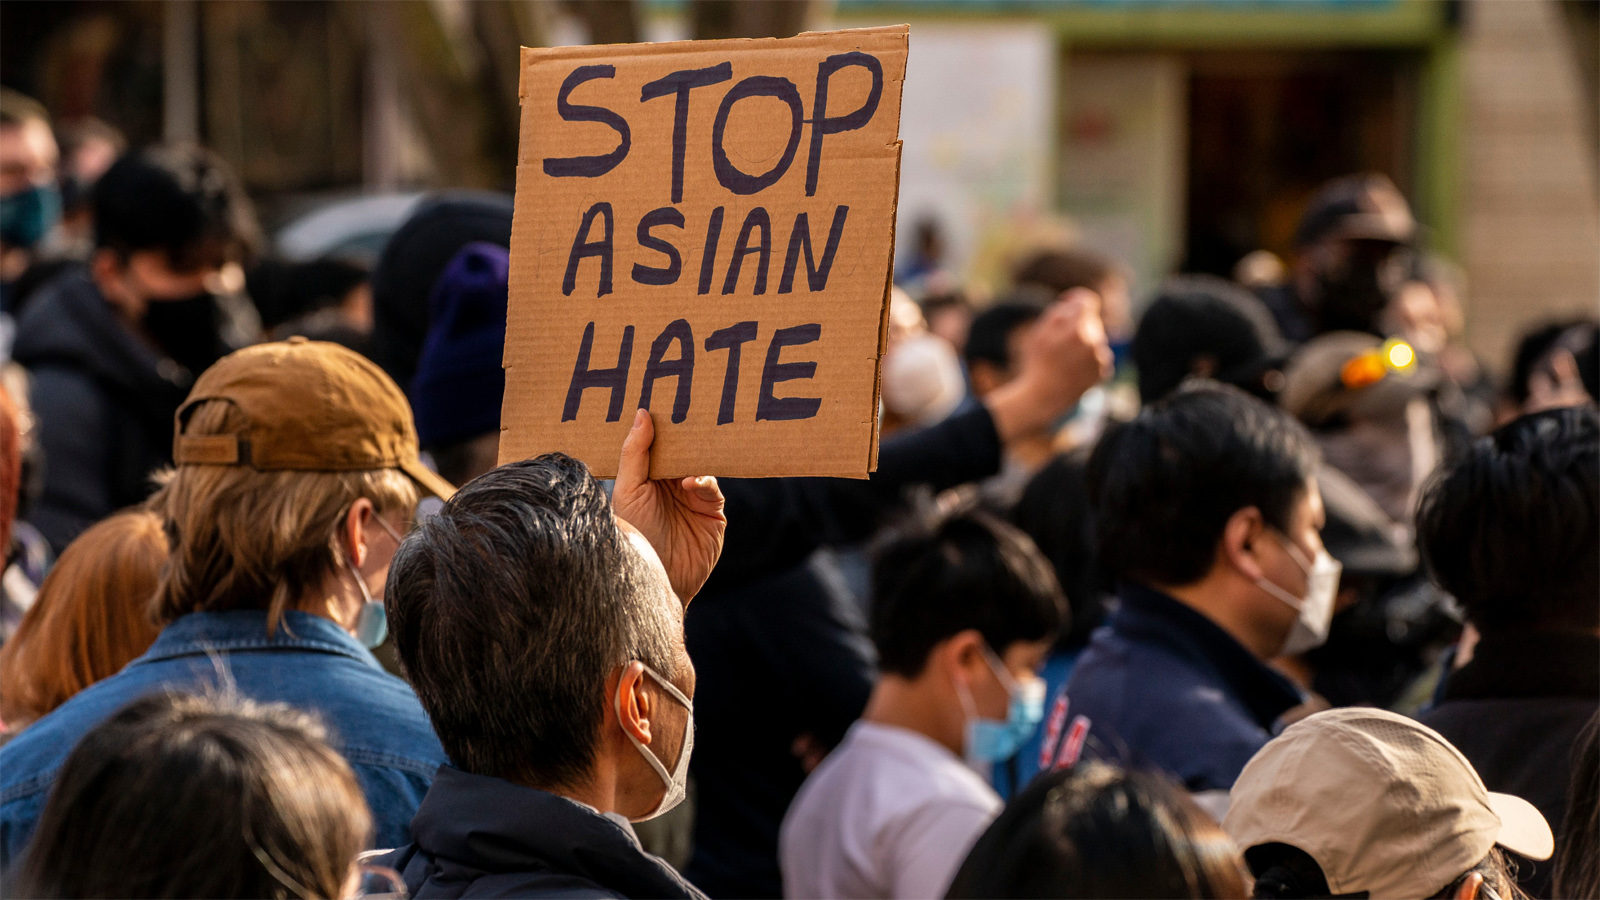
<box><xmin>0</xmin><ymin>510</ymin><xmax>167</xmax><ymax>736</ymax></box>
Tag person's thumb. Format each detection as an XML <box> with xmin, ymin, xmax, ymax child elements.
<box><xmin>616</xmin><ymin>408</ymin><xmax>654</xmax><ymax>491</ymax></box>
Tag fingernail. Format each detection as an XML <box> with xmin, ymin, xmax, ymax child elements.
<box><xmin>633</xmin><ymin>408</ymin><xmax>646</xmax><ymax>427</ymax></box>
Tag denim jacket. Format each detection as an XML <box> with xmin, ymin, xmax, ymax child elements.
<box><xmin>0</xmin><ymin>610</ymin><xmax>447</xmax><ymax>867</ymax></box>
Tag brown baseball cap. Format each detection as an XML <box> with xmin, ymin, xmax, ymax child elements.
<box><xmin>1224</xmin><ymin>707</ymin><xmax>1552</xmax><ymax>899</ymax></box>
<box><xmin>172</xmin><ymin>337</ymin><xmax>456</xmax><ymax>500</ymax></box>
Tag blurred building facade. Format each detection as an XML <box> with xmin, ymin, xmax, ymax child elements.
<box><xmin>1</xmin><ymin>0</ymin><xmax>1594</xmax><ymax>370</ymax></box>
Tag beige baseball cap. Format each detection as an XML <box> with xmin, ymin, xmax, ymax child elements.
<box><xmin>172</xmin><ymin>337</ymin><xmax>456</xmax><ymax>500</ymax></box>
<box><xmin>1224</xmin><ymin>707</ymin><xmax>1552</xmax><ymax>899</ymax></box>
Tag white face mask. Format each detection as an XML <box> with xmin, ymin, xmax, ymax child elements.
<box><xmin>1255</xmin><ymin>531</ymin><xmax>1342</xmax><ymax>655</ymax></box>
<box><xmin>613</xmin><ymin>662</ymin><xmax>694</xmax><ymax>822</ymax></box>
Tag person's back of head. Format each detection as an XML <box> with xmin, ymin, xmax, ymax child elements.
<box><xmin>0</xmin><ymin>509</ymin><xmax>167</xmax><ymax>729</ymax></box>
<box><xmin>946</xmin><ymin>761</ymin><xmax>1249</xmax><ymax>899</ymax></box>
<box><xmin>385</xmin><ymin>455</ymin><xmax>682</xmax><ymax>795</ymax></box>
<box><xmin>872</xmin><ymin>499</ymin><xmax>1065</xmax><ymax>680</ymax></box>
<box><xmin>1088</xmin><ymin>383</ymin><xmax>1319</xmax><ymax>590</ymax></box>
<box><xmin>409</xmin><ymin>242</ymin><xmax>510</xmax><ymax>484</ymax></box>
<box><xmin>1132</xmin><ymin>275</ymin><xmax>1287</xmax><ymax>405</ymax></box>
<box><xmin>153</xmin><ymin>339</ymin><xmax>453</xmax><ymax>634</ymax></box>
<box><xmin>370</xmin><ymin>191</ymin><xmax>514</xmax><ymax>389</ymax></box>
<box><xmin>964</xmin><ymin>289</ymin><xmax>1051</xmax><ymax>396</ymax></box>
<box><xmin>1013</xmin><ymin>246</ymin><xmax>1119</xmax><ymax>297</ymax></box>
<box><xmin>92</xmin><ymin>143</ymin><xmax>259</xmax><ymax>270</ymax></box>
<box><xmin>11</xmin><ymin>691</ymin><xmax>370</xmax><ymax>899</ymax></box>
<box><xmin>1416</xmin><ymin>405</ymin><xmax>1599</xmax><ymax>634</ymax></box>
<box><xmin>1226</xmin><ymin>707</ymin><xmax>1549</xmax><ymax>900</ymax></box>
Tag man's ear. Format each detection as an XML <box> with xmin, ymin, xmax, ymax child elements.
<box><xmin>968</xmin><ymin>361</ymin><xmax>1003</xmax><ymax>398</ymax></box>
<box><xmin>1454</xmin><ymin>872</ymin><xmax>1484</xmax><ymax>900</ymax></box>
<box><xmin>1220</xmin><ymin>506</ymin><xmax>1269</xmax><ymax>582</ymax></box>
<box><xmin>936</xmin><ymin>629</ymin><xmax>986</xmax><ymax>678</ymax></box>
<box><xmin>612</xmin><ymin>661</ymin><xmax>652</xmax><ymax>745</ymax></box>
<box><xmin>90</xmin><ymin>249</ymin><xmax>125</xmax><ymax>298</ymax></box>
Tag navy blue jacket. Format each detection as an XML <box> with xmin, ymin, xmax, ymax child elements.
<box><xmin>1060</xmin><ymin>583</ymin><xmax>1304</xmax><ymax>792</ymax></box>
<box><xmin>0</xmin><ymin>611</ymin><xmax>446</xmax><ymax>865</ymax></box>
<box><xmin>383</xmin><ymin>766</ymin><xmax>705</xmax><ymax>899</ymax></box>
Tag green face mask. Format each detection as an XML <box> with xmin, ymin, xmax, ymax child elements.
<box><xmin>0</xmin><ymin>183</ymin><xmax>62</xmax><ymax>248</ymax></box>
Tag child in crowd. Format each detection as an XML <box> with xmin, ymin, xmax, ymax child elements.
<box><xmin>779</xmin><ymin>501</ymin><xmax>1063</xmax><ymax>900</ymax></box>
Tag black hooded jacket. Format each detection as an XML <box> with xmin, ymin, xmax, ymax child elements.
<box><xmin>382</xmin><ymin>766</ymin><xmax>706</xmax><ymax>899</ymax></box>
<box><xmin>11</xmin><ymin>266</ymin><xmax>190</xmax><ymax>551</ymax></box>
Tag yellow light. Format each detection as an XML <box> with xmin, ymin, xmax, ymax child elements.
<box><xmin>1386</xmin><ymin>340</ymin><xmax>1415</xmax><ymax>370</ymax></box>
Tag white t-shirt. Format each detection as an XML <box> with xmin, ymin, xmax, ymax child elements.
<box><xmin>779</xmin><ymin>720</ymin><xmax>1003</xmax><ymax>900</ymax></box>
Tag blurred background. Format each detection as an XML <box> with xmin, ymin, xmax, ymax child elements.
<box><xmin>2</xmin><ymin>0</ymin><xmax>1595</xmax><ymax>369</ymax></box>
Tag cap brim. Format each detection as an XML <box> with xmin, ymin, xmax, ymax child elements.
<box><xmin>1489</xmin><ymin>792</ymin><xmax>1554</xmax><ymax>861</ymax></box>
<box><xmin>401</xmin><ymin>457</ymin><xmax>457</xmax><ymax>501</ymax></box>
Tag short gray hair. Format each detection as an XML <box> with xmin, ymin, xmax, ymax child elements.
<box><xmin>386</xmin><ymin>455</ymin><xmax>679</xmax><ymax>789</ymax></box>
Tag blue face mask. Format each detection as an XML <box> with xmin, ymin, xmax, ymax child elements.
<box><xmin>344</xmin><ymin>514</ymin><xmax>408</xmax><ymax>650</ymax></box>
<box><xmin>956</xmin><ymin>644</ymin><xmax>1047</xmax><ymax>766</ymax></box>
<box><xmin>0</xmin><ymin>183</ymin><xmax>61</xmax><ymax>248</ymax></box>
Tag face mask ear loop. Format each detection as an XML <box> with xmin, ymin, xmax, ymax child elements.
<box><xmin>614</xmin><ymin>671</ymin><xmax>676</xmax><ymax>786</ymax></box>
<box><xmin>979</xmin><ymin>643</ymin><xmax>1021</xmax><ymax>697</ymax></box>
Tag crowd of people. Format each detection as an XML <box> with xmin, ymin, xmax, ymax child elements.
<box><xmin>0</xmin><ymin>83</ymin><xmax>1596</xmax><ymax>900</ymax></box>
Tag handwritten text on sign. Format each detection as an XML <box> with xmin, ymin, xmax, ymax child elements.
<box><xmin>499</xmin><ymin>26</ymin><xmax>908</xmax><ymax>478</ymax></box>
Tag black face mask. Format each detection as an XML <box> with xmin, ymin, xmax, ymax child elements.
<box><xmin>1313</xmin><ymin>243</ymin><xmax>1409</xmax><ymax>335</ymax></box>
<box><xmin>143</xmin><ymin>292</ymin><xmax>229</xmax><ymax>377</ymax></box>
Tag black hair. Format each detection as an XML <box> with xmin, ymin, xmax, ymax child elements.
<box><xmin>871</xmin><ymin>498</ymin><xmax>1064</xmax><ymax>678</ymax></box>
<box><xmin>1246</xmin><ymin>843</ymin><xmax>1528</xmax><ymax>900</ymax></box>
<box><xmin>947</xmin><ymin>762</ymin><xmax>1250</xmax><ymax>899</ymax></box>
<box><xmin>1133</xmin><ymin>275</ymin><xmax>1288</xmax><ymax>404</ymax></box>
<box><xmin>92</xmin><ymin>144</ymin><xmax>260</xmax><ymax>269</ymax></box>
<box><xmin>385</xmin><ymin>455</ymin><xmax>679</xmax><ymax>790</ymax></box>
<box><xmin>964</xmin><ymin>290</ymin><xmax>1051</xmax><ymax>369</ymax></box>
<box><xmin>245</xmin><ymin>257</ymin><xmax>369</xmax><ymax>330</ymax></box>
<box><xmin>1013</xmin><ymin>246</ymin><xmax>1121</xmax><ymax>296</ymax></box>
<box><xmin>1245</xmin><ymin>843</ymin><xmax>1336</xmax><ymax>899</ymax></box>
<box><xmin>10</xmin><ymin>692</ymin><xmax>370</xmax><ymax>900</ymax></box>
<box><xmin>1416</xmin><ymin>406</ymin><xmax>1600</xmax><ymax>631</ymax></box>
<box><xmin>1553</xmin><ymin>713</ymin><xmax>1600</xmax><ymax>900</ymax></box>
<box><xmin>1508</xmin><ymin>319</ymin><xmax>1599</xmax><ymax>407</ymax></box>
<box><xmin>1011</xmin><ymin>448</ymin><xmax>1108</xmax><ymax>652</ymax></box>
<box><xmin>1088</xmin><ymin>383</ymin><xmax>1320</xmax><ymax>587</ymax></box>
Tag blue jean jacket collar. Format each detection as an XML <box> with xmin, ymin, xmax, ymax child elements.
<box><xmin>130</xmin><ymin>610</ymin><xmax>381</xmax><ymax>671</ymax></box>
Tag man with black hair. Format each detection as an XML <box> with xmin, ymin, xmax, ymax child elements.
<box><xmin>1063</xmin><ymin>384</ymin><xmax>1332</xmax><ymax>799</ymax></box>
<box><xmin>963</xmin><ymin>291</ymin><xmax>1051</xmax><ymax>399</ymax></box>
<box><xmin>1257</xmin><ymin>173</ymin><xmax>1416</xmax><ymax>344</ymax></box>
<box><xmin>1419</xmin><ymin>406</ymin><xmax>1599</xmax><ymax>898</ymax></box>
<box><xmin>1131</xmin><ymin>275</ymin><xmax>1288</xmax><ymax>405</ymax></box>
<box><xmin>12</xmin><ymin>144</ymin><xmax>260</xmax><ymax>550</ymax></box>
<box><xmin>382</xmin><ymin>409</ymin><xmax>725</xmax><ymax>898</ymax></box>
<box><xmin>779</xmin><ymin>501</ymin><xmax>1063</xmax><ymax>900</ymax></box>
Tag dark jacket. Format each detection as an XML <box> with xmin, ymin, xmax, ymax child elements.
<box><xmin>683</xmin><ymin>402</ymin><xmax>1006</xmax><ymax>898</ymax></box>
<box><xmin>1421</xmin><ymin>630</ymin><xmax>1600</xmax><ymax>898</ymax></box>
<box><xmin>0</xmin><ymin>611</ymin><xmax>446</xmax><ymax>863</ymax></box>
<box><xmin>383</xmin><ymin>766</ymin><xmax>706</xmax><ymax>899</ymax></box>
<box><xmin>10</xmin><ymin>266</ymin><xmax>189</xmax><ymax>551</ymax></box>
<box><xmin>1061</xmin><ymin>583</ymin><xmax>1305</xmax><ymax>792</ymax></box>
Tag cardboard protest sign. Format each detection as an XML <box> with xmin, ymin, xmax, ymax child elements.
<box><xmin>499</xmin><ymin>25</ymin><xmax>908</xmax><ymax>478</ymax></box>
